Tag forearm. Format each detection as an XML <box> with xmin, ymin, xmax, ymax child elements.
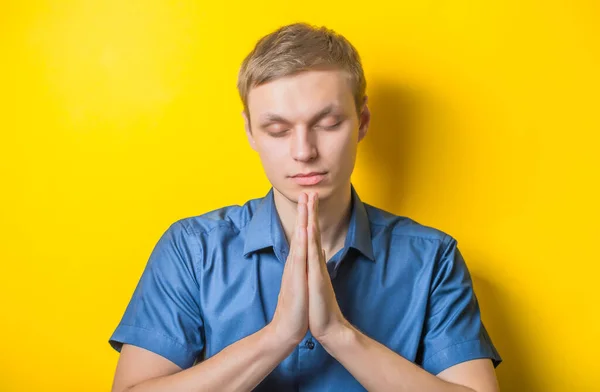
<box><xmin>127</xmin><ymin>324</ymin><xmax>296</xmax><ymax>392</ymax></box>
<box><xmin>320</xmin><ymin>325</ymin><xmax>475</xmax><ymax>392</ymax></box>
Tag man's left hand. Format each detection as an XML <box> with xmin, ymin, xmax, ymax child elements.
<box><xmin>306</xmin><ymin>192</ymin><xmax>350</xmax><ymax>343</ymax></box>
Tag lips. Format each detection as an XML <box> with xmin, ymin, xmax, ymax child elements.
<box><xmin>290</xmin><ymin>172</ymin><xmax>326</xmax><ymax>186</ymax></box>
<box><xmin>292</xmin><ymin>172</ymin><xmax>326</xmax><ymax>178</ymax></box>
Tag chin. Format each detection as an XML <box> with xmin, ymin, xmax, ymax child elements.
<box><xmin>273</xmin><ymin>176</ymin><xmax>345</xmax><ymax>203</ymax></box>
<box><xmin>295</xmin><ymin>182</ymin><xmax>337</xmax><ymax>201</ymax></box>
<box><xmin>272</xmin><ymin>183</ymin><xmax>318</xmax><ymax>202</ymax></box>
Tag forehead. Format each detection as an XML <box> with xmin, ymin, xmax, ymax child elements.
<box><xmin>247</xmin><ymin>69</ymin><xmax>354</xmax><ymax>120</ymax></box>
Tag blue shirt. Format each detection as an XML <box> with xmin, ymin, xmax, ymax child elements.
<box><xmin>109</xmin><ymin>185</ymin><xmax>502</xmax><ymax>390</ymax></box>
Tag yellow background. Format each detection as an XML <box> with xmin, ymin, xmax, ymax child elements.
<box><xmin>1</xmin><ymin>1</ymin><xmax>599</xmax><ymax>391</ymax></box>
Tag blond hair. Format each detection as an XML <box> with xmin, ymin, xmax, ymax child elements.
<box><xmin>237</xmin><ymin>23</ymin><xmax>367</xmax><ymax>117</ymax></box>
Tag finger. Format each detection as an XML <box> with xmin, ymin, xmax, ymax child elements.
<box><xmin>308</xmin><ymin>194</ymin><xmax>322</xmax><ymax>266</ymax></box>
<box><xmin>315</xmin><ymin>196</ymin><xmax>329</xmax><ymax>275</ymax></box>
<box><xmin>288</xmin><ymin>192</ymin><xmax>306</xmax><ymax>250</ymax></box>
<box><xmin>314</xmin><ymin>192</ymin><xmax>323</xmax><ymax>252</ymax></box>
<box><xmin>294</xmin><ymin>193</ymin><xmax>308</xmax><ymax>273</ymax></box>
<box><xmin>321</xmin><ymin>241</ymin><xmax>328</xmax><ymax>275</ymax></box>
<box><xmin>309</xmin><ymin>193</ymin><xmax>323</xmax><ymax>257</ymax></box>
<box><xmin>298</xmin><ymin>192</ymin><xmax>308</xmax><ymax>231</ymax></box>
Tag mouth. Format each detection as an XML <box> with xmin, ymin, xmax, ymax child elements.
<box><xmin>290</xmin><ymin>172</ymin><xmax>327</xmax><ymax>186</ymax></box>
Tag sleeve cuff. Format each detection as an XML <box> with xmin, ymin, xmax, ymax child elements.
<box><xmin>422</xmin><ymin>338</ymin><xmax>503</xmax><ymax>375</ymax></box>
<box><xmin>109</xmin><ymin>324</ymin><xmax>198</xmax><ymax>369</ymax></box>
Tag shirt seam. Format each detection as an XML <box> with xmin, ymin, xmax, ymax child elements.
<box><xmin>178</xmin><ymin>221</ymin><xmax>209</xmax><ymax>327</ymax></box>
<box><xmin>181</xmin><ymin>220</ymin><xmax>235</xmax><ymax>237</ymax></box>
<box><xmin>119</xmin><ymin>323</ymin><xmax>195</xmax><ymax>354</ymax></box>
<box><xmin>427</xmin><ymin>234</ymin><xmax>459</xmax><ymax>318</ymax></box>
<box><xmin>422</xmin><ymin>338</ymin><xmax>483</xmax><ymax>365</ymax></box>
<box><xmin>368</xmin><ymin>221</ymin><xmax>449</xmax><ymax>243</ymax></box>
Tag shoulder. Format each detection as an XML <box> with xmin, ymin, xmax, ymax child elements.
<box><xmin>364</xmin><ymin>203</ymin><xmax>455</xmax><ymax>247</ymax></box>
<box><xmin>363</xmin><ymin>204</ymin><xmax>466</xmax><ymax>283</ymax></box>
<box><xmin>170</xmin><ymin>195</ymin><xmax>264</xmax><ymax>238</ymax></box>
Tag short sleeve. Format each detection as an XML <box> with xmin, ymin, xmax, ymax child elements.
<box><xmin>109</xmin><ymin>221</ymin><xmax>205</xmax><ymax>369</ymax></box>
<box><xmin>419</xmin><ymin>235</ymin><xmax>502</xmax><ymax>375</ymax></box>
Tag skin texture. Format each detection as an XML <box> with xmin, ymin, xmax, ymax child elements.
<box><xmin>111</xmin><ymin>69</ymin><xmax>500</xmax><ymax>392</ymax></box>
<box><xmin>243</xmin><ymin>69</ymin><xmax>370</xmax><ymax>259</ymax></box>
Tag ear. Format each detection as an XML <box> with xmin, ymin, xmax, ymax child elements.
<box><xmin>358</xmin><ymin>96</ymin><xmax>371</xmax><ymax>143</ymax></box>
<box><xmin>242</xmin><ymin>111</ymin><xmax>257</xmax><ymax>152</ymax></box>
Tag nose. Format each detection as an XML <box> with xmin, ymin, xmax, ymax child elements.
<box><xmin>290</xmin><ymin>127</ymin><xmax>317</xmax><ymax>162</ymax></box>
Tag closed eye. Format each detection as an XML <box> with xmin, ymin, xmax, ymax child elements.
<box><xmin>263</xmin><ymin>118</ymin><xmax>344</xmax><ymax>137</ymax></box>
<box><xmin>316</xmin><ymin>120</ymin><xmax>343</xmax><ymax>130</ymax></box>
<box><xmin>267</xmin><ymin>129</ymin><xmax>290</xmax><ymax>138</ymax></box>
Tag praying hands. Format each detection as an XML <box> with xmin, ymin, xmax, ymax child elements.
<box><xmin>269</xmin><ymin>191</ymin><xmax>349</xmax><ymax>346</ymax></box>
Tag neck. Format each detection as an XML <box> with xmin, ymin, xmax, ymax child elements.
<box><xmin>273</xmin><ymin>183</ymin><xmax>352</xmax><ymax>260</ymax></box>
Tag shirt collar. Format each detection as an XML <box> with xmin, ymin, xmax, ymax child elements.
<box><xmin>243</xmin><ymin>184</ymin><xmax>375</xmax><ymax>262</ymax></box>
<box><xmin>242</xmin><ymin>187</ymin><xmax>288</xmax><ymax>260</ymax></box>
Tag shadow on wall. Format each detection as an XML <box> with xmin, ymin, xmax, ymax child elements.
<box><xmin>473</xmin><ymin>274</ymin><xmax>540</xmax><ymax>392</ymax></box>
<box><xmin>363</xmin><ymin>80</ymin><xmax>539</xmax><ymax>391</ymax></box>
<box><xmin>358</xmin><ymin>80</ymin><xmax>419</xmax><ymax>210</ymax></box>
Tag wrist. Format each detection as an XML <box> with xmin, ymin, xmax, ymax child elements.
<box><xmin>263</xmin><ymin>323</ymin><xmax>303</xmax><ymax>354</ymax></box>
<box><xmin>317</xmin><ymin>321</ymin><xmax>357</xmax><ymax>353</ymax></box>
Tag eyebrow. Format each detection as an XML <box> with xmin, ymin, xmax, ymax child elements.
<box><xmin>258</xmin><ymin>104</ymin><xmax>341</xmax><ymax>127</ymax></box>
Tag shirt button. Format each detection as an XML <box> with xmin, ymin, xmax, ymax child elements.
<box><xmin>305</xmin><ymin>339</ymin><xmax>315</xmax><ymax>350</ymax></box>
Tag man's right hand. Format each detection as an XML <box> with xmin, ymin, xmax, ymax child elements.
<box><xmin>112</xmin><ymin>193</ymin><xmax>312</xmax><ymax>392</ymax></box>
<box><xmin>268</xmin><ymin>192</ymin><xmax>309</xmax><ymax>346</ymax></box>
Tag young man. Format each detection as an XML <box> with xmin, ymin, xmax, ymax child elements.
<box><xmin>109</xmin><ymin>23</ymin><xmax>502</xmax><ymax>391</ymax></box>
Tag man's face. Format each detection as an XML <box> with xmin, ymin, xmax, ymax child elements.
<box><xmin>243</xmin><ymin>69</ymin><xmax>369</xmax><ymax>203</ymax></box>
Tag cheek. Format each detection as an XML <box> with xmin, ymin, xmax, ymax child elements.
<box><xmin>321</xmin><ymin>131</ymin><xmax>355</xmax><ymax>162</ymax></box>
<box><xmin>257</xmin><ymin>140</ymin><xmax>288</xmax><ymax>168</ymax></box>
